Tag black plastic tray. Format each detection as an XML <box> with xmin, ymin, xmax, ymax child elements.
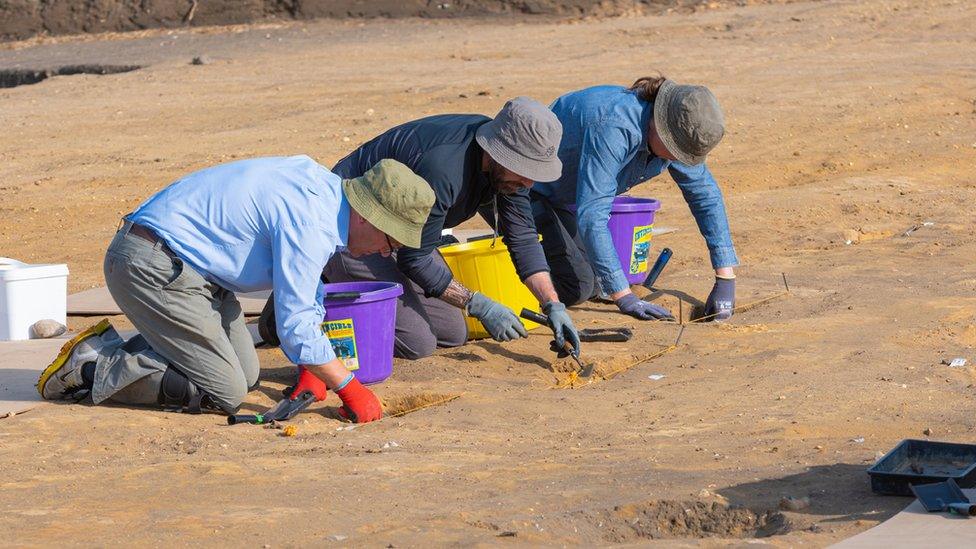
<box><xmin>868</xmin><ymin>439</ymin><xmax>976</xmax><ymax>496</ymax></box>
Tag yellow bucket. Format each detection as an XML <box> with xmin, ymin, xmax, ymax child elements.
<box><xmin>440</xmin><ymin>238</ymin><xmax>542</xmax><ymax>339</ymax></box>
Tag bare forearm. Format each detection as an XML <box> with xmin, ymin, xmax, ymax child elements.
<box><xmin>524</xmin><ymin>271</ymin><xmax>560</xmax><ymax>305</ymax></box>
<box><xmin>439</xmin><ymin>278</ymin><xmax>474</xmax><ymax>309</ymax></box>
<box><xmin>304</xmin><ymin>358</ymin><xmax>353</xmax><ymax>388</ymax></box>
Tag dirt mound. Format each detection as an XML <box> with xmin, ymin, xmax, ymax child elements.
<box><xmin>522</xmin><ymin>499</ymin><xmax>789</xmax><ymax>541</ymax></box>
<box><xmin>1</xmin><ymin>0</ymin><xmax>760</xmax><ymax>42</ymax></box>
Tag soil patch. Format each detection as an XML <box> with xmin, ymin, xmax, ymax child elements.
<box><xmin>0</xmin><ymin>0</ymin><xmax>793</xmax><ymax>42</ymax></box>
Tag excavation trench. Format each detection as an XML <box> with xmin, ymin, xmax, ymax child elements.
<box><xmin>0</xmin><ymin>65</ymin><xmax>143</xmax><ymax>88</ymax></box>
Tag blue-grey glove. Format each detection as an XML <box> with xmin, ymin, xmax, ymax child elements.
<box><xmin>542</xmin><ymin>301</ymin><xmax>581</xmax><ymax>357</ymax></box>
<box><xmin>703</xmin><ymin>277</ymin><xmax>735</xmax><ymax>321</ymax></box>
<box><xmin>615</xmin><ymin>293</ymin><xmax>674</xmax><ymax>321</ymax></box>
<box><xmin>466</xmin><ymin>292</ymin><xmax>528</xmax><ymax>342</ymax></box>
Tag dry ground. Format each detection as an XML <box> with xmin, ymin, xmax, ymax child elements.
<box><xmin>2</xmin><ymin>0</ymin><xmax>976</xmax><ymax>545</ymax></box>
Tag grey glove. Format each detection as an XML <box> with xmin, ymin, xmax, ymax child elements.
<box><xmin>703</xmin><ymin>277</ymin><xmax>735</xmax><ymax>322</ymax></box>
<box><xmin>542</xmin><ymin>301</ymin><xmax>581</xmax><ymax>357</ymax></box>
<box><xmin>466</xmin><ymin>292</ymin><xmax>528</xmax><ymax>342</ymax></box>
<box><xmin>615</xmin><ymin>293</ymin><xmax>674</xmax><ymax>321</ymax></box>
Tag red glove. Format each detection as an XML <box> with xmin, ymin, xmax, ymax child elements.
<box><xmin>290</xmin><ymin>366</ymin><xmax>328</xmax><ymax>402</ymax></box>
<box><xmin>335</xmin><ymin>377</ymin><xmax>382</xmax><ymax>423</ymax></box>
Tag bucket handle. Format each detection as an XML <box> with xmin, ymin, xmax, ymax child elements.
<box><xmin>490</xmin><ymin>195</ymin><xmax>499</xmax><ymax>249</ymax></box>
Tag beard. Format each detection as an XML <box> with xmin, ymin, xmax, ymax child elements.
<box><xmin>487</xmin><ymin>159</ymin><xmax>525</xmax><ymax>195</ymax></box>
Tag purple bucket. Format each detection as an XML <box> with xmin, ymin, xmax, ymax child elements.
<box><xmin>321</xmin><ymin>281</ymin><xmax>403</xmax><ymax>385</ymax></box>
<box><xmin>607</xmin><ymin>196</ymin><xmax>661</xmax><ymax>285</ymax></box>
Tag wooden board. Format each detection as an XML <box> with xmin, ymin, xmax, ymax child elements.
<box><xmin>0</xmin><ymin>324</ymin><xmax>263</xmax><ymax>418</ymax></box>
<box><xmin>67</xmin><ymin>286</ymin><xmax>271</xmax><ymax>316</ymax></box>
<box><xmin>831</xmin><ymin>489</ymin><xmax>976</xmax><ymax>547</ymax></box>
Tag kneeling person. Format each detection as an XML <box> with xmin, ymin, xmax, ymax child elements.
<box><xmin>37</xmin><ymin>157</ymin><xmax>434</xmax><ymax>422</ymax></box>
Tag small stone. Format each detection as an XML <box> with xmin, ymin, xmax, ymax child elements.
<box><xmin>31</xmin><ymin>319</ymin><xmax>67</xmax><ymax>339</ymax></box>
<box><xmin>779</xmin><ymin>496</ymin><xmax>810</xmax><ymax>511</ymax></box>
<box><xmin>777</xmin><ymin>395</ymin><xmax>786</xmax><ymax>400</ymax></box>
<box><xmin>923</xmin><ymin>428</ymin><xmax>932</xmax><ymax>436</ymax></box>
<box><xmin>191</xmin><ymin>55</ymin><xmax>212</xmax><ymax>65</ymax></box>
<box><xmin>365</xmin><ymin>108</ymin><xmax>375</xmax><ymax>116</ymax></box>
<box><xmin>325</xmin><ymin>534</ymin><xmax>347</xmax><ymax>542</ymax></box>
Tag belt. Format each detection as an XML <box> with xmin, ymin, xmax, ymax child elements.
<box><xmin>124</xmin><ymin>221</ymin><xmax>176</xmax><ymax>258</ymax></box>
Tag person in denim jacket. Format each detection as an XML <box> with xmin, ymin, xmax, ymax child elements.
<box><xmin>531</xmin><ymin>76</ymin><xmax>738</xmax><ymax>321</ymax></box>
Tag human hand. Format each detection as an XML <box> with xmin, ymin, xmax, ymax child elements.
<box><xmin>335</xmin><ymin>376</ymin><xmax>383</xmax><ymax>423</ymax></box>
<box><xmin>466</xmin><ymin>292</ymin><xmax>528</xmax><ymax>342</ymax></box>
<box><xmin>542</xmin><ymin>301</ymin><xmax>581</xmax><ymax>357</ymax></box>
<box><xmin>287</xmin><ymin>366</ymin><xmax>328</xmax><ymax>402</ymax></box>
<box><xmin>703</xmin><ymin>276</ymin><xmax>735</xmax><ymax>322</ymax></box>
<box><xmin>615</xmin><ymin>292</ymin><xmax>674</xmax><ymax>321</ymax></box>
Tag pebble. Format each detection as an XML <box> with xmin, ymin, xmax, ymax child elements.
<box><xmin>191</xmin><ymin>55</ymin><xmax>212</xmax><ymax>65</ymax></box>
<box><xmin>31</xmin><ymin>319</ymin><xmax>66</xmax><ymax>339</ymax></box>
<box><xmin>325</xmin><ymin>534</ymin><xmax>347</xmax><ymax>542</ymax></box>
<box><xmin>365</xmin><ymin>108</ymin><xmax>375</xmax><ymax>116</ymax></box>
<box><xmin>779</xmin><ymin>496</ymin><xmax>810</xmax><ymax>511</ymax></box>
<box><xmin>923</xmin><ymin>428</ymin><xmax>932</xmax><ymax>436</ymax></box>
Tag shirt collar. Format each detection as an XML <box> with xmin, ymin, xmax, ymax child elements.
<box><xmin>336</xmin><ymin>191</ymin><xmax>350</xmax><ymax>250</ymax></box>
<box><xmin>641</xmin><ymin>99</ymin><xmax>655</xmax><ymax>157</ymax></box>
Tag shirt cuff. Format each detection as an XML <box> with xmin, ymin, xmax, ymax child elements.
<box><xmin>709</xmin><ymin>246</ymin><xmax>740</xmax><ymax>269</ymax></box>
<box><xmin>284</xmin><ymin>332</ymin><xmax>337</xmax><ymax>366</ymax></box>
<box><xmin>598</xmin><ymin>269</ymin><xmax>631</xmax><ymax>296</ymax></box>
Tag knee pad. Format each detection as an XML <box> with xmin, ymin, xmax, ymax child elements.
<box><xmin>158</xmin><ymin>368</ymin><xmax>206</xmax><ymax>414</ymax></box>
<box><xmin>257</xmin><ymin>297</ymin><xmax>280</xmax><ymax>347</ymax></box>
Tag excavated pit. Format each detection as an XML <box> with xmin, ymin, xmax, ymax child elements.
<box><xmin>0</xmin><ymin>65</ymin><xmax>143</xmax><ymax>88</ymax></box>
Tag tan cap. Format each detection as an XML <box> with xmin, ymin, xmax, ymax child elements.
<box><xmin>342</xmin><ymin>159</ymin><xmax>435</xmax><ymax>248</ymax></box>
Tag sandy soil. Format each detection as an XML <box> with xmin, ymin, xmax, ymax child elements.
<box><xmin>2</xmin><ymin>0</ymin><xmax>976</xmax><ymax>545</ymax></box>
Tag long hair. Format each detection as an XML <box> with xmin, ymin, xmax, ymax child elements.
<box><xmin>629</xmin><ymin>75</ymin><xmax>667</xmax><ymax>102</ymax></box>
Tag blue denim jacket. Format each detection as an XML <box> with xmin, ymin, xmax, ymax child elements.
<box><xmin>532</xmin><ymin>85</ymin><xmax>739</xmax><ymax>295</ymax></box>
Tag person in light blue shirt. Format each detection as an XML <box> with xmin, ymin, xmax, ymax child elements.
<box><xmin>37</xmin><ymin>156</ymin><xmax>434</xmax><ymax>423</ymax></box>
<box><xmin>531</xmin><ymin>76</ymin><xmax>739</xmax><ymax>322</ymax></box>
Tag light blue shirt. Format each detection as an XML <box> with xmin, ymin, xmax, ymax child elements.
<box><xmin>129</xmin><ymin>155</ymin><xmax>349</xmax><ymax>366</ymax></box>
<box><xmin>534</xmin><ymin>85</ymin><xmax>739</xmax><ymax>295</ymax></box>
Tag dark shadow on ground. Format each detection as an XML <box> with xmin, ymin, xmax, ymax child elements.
<box><xmin>718</xmin><ymin>463</ymin><xmax>908</xmax><ymax>524</ymax></box>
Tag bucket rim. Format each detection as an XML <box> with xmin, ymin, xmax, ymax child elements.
<box><xmin>322</xmin><ymin>281</ymin><xmax>403</xmax><ymax>303</ymax></box>
<box><xmin>610</xmin><ymin>196</ymin><xmax>661</xmax><ymax>213</ymax></box>
<box><xmin>565</xmin><ymin>195</ymin><xmax>661</xmax><ymax>213</ymax></box>
<box><xmin>438</xmin><ymin>238</ymin><xmax>509</xmax><ymax>256</ymax></box>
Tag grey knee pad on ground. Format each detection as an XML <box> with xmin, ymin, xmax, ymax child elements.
<box><xmin>158</xmin><ymin>367</ymin><xmax>208</xmax><ymax>414</ymax></box>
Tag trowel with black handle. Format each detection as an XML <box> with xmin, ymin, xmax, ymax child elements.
<box><xmin>520</xmin><ymin>308</ymin><xmax>595</xmax><ymax>378</ymax></box>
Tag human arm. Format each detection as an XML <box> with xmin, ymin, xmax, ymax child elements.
<box><xmin>575</xmin><ymin>126</ymin><xmax>673</xmax><ymax>320</ymax></box>
<box><xmin>668</xmin><ymin>162</ymin><xmax>738</xmax><ymax>320</ymax></box>
<box><xmin>271</xmin><ymin>220</ymin><xmax>381</xmax><ymax>419</ymax></box>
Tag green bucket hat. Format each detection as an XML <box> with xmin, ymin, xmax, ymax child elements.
<box><xmin>653</xmin><ymin>79</ymin><xmax>725</xmax><ymax>166</ymax></box>
<box><xmin>342</xmin><ymin>159</ymin><xmax>435</xmax><ymax>248</ymax></box>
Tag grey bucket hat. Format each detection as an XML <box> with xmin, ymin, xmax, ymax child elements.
<box><xmin>654</xmin><ymin>79</ymin><xmax>725</xmax><ymax>166</ymax></box>
<box><xmin>342</xmin><ymin>159</ymin><xmax>435</xmax><ymax>249</ymax></box>
<box><xmin>476</xmin><ymin>96</ymin><xmax>563</xmax><ymax>182</ymax></box>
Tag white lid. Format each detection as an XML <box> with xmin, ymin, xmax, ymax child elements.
<box><xmin>0</xmin><ymin>257</ymin><xmax>69</xmax><ymax>281</ymax></box>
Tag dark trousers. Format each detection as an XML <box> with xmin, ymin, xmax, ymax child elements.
<box><xmin>323</xmin><ymin>249</ymin><xmax>468</xmax><ymax>360</ymax></box>
<box><xmin>530</xmin><ymin>193</ymin><xmax>598</xmax><ymax>306</ymax></box>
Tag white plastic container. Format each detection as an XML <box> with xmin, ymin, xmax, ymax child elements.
<box><xmin>0</xmin><ymin>257</ymin><xmax>69</xmax><ymax>341</ymax></box>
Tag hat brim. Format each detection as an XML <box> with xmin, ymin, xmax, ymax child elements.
<box><xmin>342</xmin><ymin>178</ymin><xmax>425</xmax><ymax>249</ymax></box>
<box><xmin>653</xmin><ymin>79</ymin><xmax>707</xmax><ymax>166</ymax></box>
<box><xmin>476</xmin><ymin>126</ymin><xmax>563</xmax><ymax>183</ymax></box>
